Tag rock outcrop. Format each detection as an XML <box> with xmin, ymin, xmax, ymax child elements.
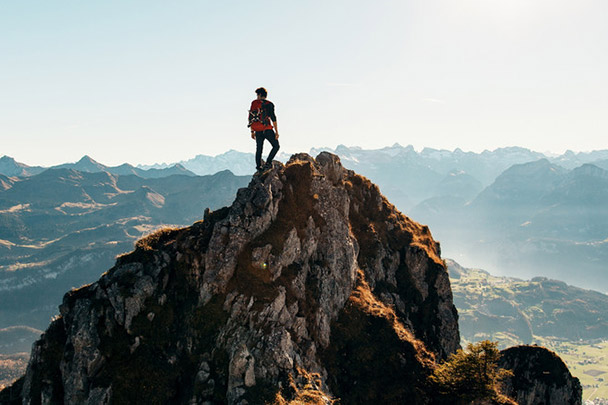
<box><xmin>2</xmin><ymin>153</ymin><xmax>459</xmax><ymax>404</ymax></box>
<box><xmin>499</xmin><ymin>345</ymin><xmax>582</xmax><ymax>405</ymax></box>
<box><xmin>0</xmin><ymin>152</ymin><xmax>582</xmax><ymax>405</ymax></box>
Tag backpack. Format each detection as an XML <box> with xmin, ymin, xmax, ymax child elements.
<box><xmin>248</xmin><ymin>100</ymin><xmax>270</xmax><ymax>129</ymax></box>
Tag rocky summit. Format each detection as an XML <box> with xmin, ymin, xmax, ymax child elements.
<box><xmin>0</xmin><ymin>153</ymin><xmax>580</xmax><ymax>404</ymax></box>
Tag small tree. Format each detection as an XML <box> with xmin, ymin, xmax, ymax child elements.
<box><xmin>430</xmin><ymin>340</ymin><xmax>514</xmax><ymax>403</ymax></box>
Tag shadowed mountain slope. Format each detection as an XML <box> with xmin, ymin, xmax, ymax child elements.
<box><xmin>0</xmin><ymin>169</ymin><xmax>250</xmax><ymax>333</ymax></box>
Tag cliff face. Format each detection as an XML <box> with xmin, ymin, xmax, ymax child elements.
<box><xmin>7</xmin><ymin>153</ymin><xmax>459</xmax><ymax>404</ymax></box>
<box><xmin>499</xmin><ymin>346</ymin><xmax>582</xmax><ymax>405</ymax></box>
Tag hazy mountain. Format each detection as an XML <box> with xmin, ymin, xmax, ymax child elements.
<box><xmin>315</xmin><ymin>144</ymin><xmax>608</xmax><ymax>194</ymax></box>
<box><xmin>328</xmin><ymin>144</ymin><xmax>445</xmax><ymax>210</ymax></box>
<box><xmin>138</xmin><ymin>149</ymin><xmax>294</xmax><ymax>176</ymax></box>
<box><xmin>7</xmin><ymin>145</ymin><xmax>608</xmax><ymax>205</ymax></box>
<box><xmin>50</xmin><ymin>155</ymin><xmax>195</xmax><ymax>178</ymax></box>
<box><xmin>448</xmin><ymin>259</ymin><xmax>608</xmax><ymax>346</ymax></box>
<box><xmin>0</xmin><ymin>168</ymin><xmax>250</xmax><ymax>333</ymax></box>
<box><xmin>139</xmin><ymin>144</ymin><xmax>563</xmax><ymax>200</ymax></box>
<box><xmin>412</xmin><ymin>161</ymin><xmax>608</xmax><ymax>291</ymax></box>
<box><xmin>592</xmin><ymin>158</ymin><xmax>608</xmax><ymax>171</ymax></box>
<box><xmin>314</xmin><ymin>144</ymin><xmax>547</xmax><ymax>187</ymax></box>
<box><xmin>307</xmin><ymin>144</ymin><xmax>568</xmax><ymax>211</ymax></box>
<box><xmin>468</xmin><ymin>159</ymin><xmax>568</xmax><ymax>229</ymax></box>
<box><xmin>0</xmin><ymin>155</ymin><xmax>195</xmax><ymax>179</ymax></box>
<box><xmin>433</xmin><ymin>170</ymin><xmax>483</xmax><ymax>200</ymax></box>
<box><xmin>549</xmin><ymin>149</ymin><xmax>608</xmax><ymax>170</ymax></box>
<box><xmin>175</xmin><ymin>150</ymin><xmax>257</xmax><ymax>175</ymax></box>
<box><xmin>4</xmin><ymin>146</ymin><xmax>608</xmax><ymax>289</ymax></box>
<box><xmin>529</xmin><ymin>164</ymin><xmax>608</xmax><ymax>241</ymax></box>
<box><xmin>52</xmin><ymin>155</ymin><xmax>107</xmax><ymax>172</ymax></box>
<box><xmin>0</xmin><ymin>156</ymin><xmax>44</xmax><ymax>177</ymax></box>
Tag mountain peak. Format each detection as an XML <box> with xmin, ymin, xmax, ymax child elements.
<box><xmin>0</xmin><ymin>155</ymin><xmax>17</xmax><ymax>163</ymax></box>
<box><xmin>78</xmin><ymin>155</ymin><xmax>96</xmax><ymax>163</ymax></box>
<box><xmin>0</xmin><ymin>156</ymin><xmax>43</xmax><ymax>177</ymax></box>
<box><xmin>76</xmin><ymin>155</ymin><xmax>104</xmax><ymax>168</ymax></box>
<box><xmin>13</xmin><ymin>152</ymin><xmax>461</xmax><ymax>404</ymax></box>
<box><xmin>571</xmin><ymin>163</ymin><xmax>608</xmax><ymax>179</ymax></box>
<box><xmin>6</xmin><ymin>152</ymin><xmax>581</xmax><ymax>404</ymax></box>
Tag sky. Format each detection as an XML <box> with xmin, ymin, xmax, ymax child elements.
<box><xmin>1</xmin><ymin>0</ymin><xmax>607</xmax><ymax>166</ymax></box>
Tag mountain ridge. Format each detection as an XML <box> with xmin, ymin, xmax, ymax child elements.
<box><xmin>7</xmin><ymin>145</ymin><xmax>608</xmax><ymax>180</ymax></box>
<box><xmin>0</xmin><ymin>155</ymin><xmax>195</xmax><ymax>179</ymax></box>
<box><xmin>2</xmin><ymin>153</ymin><xmax>582</xmax><ymax>404</ymax></box>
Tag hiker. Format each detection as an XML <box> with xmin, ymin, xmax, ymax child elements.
<box><xmin>248</xmin><ymin>87</ymin><xmax>280</xmax><ymax>171</ymax></box>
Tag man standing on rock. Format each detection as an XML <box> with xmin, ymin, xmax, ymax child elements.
<box><xmin>248</xmin><ymin>87</ymin><xmax>280</xmax><ymax>172</ymax></box>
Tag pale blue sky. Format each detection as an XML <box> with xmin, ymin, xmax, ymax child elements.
<box><xmin>1</xmin><ymin>0</ymin><xmax>607</xmax><ymax>166</ymax></box>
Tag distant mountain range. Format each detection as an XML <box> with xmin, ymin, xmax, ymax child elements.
<box><xmin>5</xmin><ymin>145</ymin><xmax>608</xmax><ymax>191</ymax></box>
<box><xmin>311</xmin><ymin>145</ymin><xmax>608</xmax><ymax>210</ymax></box>
<box><xmin>0</xmin><ymin>157</ymin><xmax>44</xmax><ymax>177</ymax></box>
<box><xmin>0</xmin><ymin>168</ymin><xmax>249</xmax><ymax>332</ymax></box>
<box><xmin>139</xmin><ymin>145</ymin><xmax>608</xmax><ymax>212</ymax></box>
<box><xmin>448</xmin><ymin>259</ymin><xmax>608</xmax><ymax>347</ymax></box>
<box><xmin>136</xmin><ymin>149</ymin><xmax>294</xmax><ymax>176</ymax></box>
<box><xmin>3</xmin><ymin>145</ymin><xmax>608</xmax><ymax>290</ymax></box>
<box><xmin>137</xmin><ymin>145</ymin><xmax>608</xmax><ymax>181</ymax></box>
<box><xmin>0</xmin><ymin>155</ymin><xmax>195</xmax><ymax>179</ymax></box>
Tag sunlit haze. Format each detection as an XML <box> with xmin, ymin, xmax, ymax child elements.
<box><xmin>1</xmin><ymin>0</ymin><xmax>607</xmax><ymax>166</ymax></box>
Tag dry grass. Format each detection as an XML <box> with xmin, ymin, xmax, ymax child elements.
<box><xmin>134</xmin><ymin>226</ymin><xmax>181</xmax><ymax>251</ymax></box>
<box><xmin>345</xmin><ymin>172</ymin><xmax>443</xmax><ymax>267</ymax></box>
<box><xmin>350</xmin><ymin>269</ymin><xmax>436</xmax><ymax>366</ymax></box>
<box><xmin>272</xmin><ymin>368</ymin><xmax>337</xmax><ymax>405</ymax></box>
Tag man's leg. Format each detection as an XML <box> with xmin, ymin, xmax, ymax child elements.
<box><xmin>264</xmin><ymin>129</ymin><xmax>280</xmax><ymax>166</ymax></box>
<box><xmin>255</xmin><ymin>131</ymin><xmax>265</xmax><ymax>169</ymax></box>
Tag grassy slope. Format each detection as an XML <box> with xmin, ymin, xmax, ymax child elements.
<box><xmin>537</xmin><ymin>338</ymin><xmax>608</xmax><ymax>402</ymax></box>
<box><xmin>449</xmin><ymin>259</ymin><xmax>608</xmax><ymax>401</ymax></box>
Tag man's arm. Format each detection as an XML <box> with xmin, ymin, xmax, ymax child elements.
<box><xmin>268</xmin><ymin>102</ymin><xmax>279</xmax><ymax>139</ymax></box>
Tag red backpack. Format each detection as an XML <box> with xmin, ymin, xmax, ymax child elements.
<box><xmin>248</xmin><ymin>100</ymin><xmax>270</xmax><ymax>130</ymax></box>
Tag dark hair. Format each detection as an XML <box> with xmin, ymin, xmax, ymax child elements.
<box><xmin>255</xmin><ymin>87</ymin><xmax>268</xmax><ymax>98</ymax></box>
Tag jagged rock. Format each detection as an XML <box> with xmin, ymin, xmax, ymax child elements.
<box><xmin>499</xmin><ymin>345</ymin><xmax>582</xmax><ymax>405</ymax></box>
<box><xmin>0</xmin><ymin>152</ymin><xmax>574</xmax><ymax>404</ymax></box>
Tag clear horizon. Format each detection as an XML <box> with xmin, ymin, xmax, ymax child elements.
<box><xmin>2</xmin><ymin>1</ymin><xmax>607</xmax><ymax>167</ymax></box>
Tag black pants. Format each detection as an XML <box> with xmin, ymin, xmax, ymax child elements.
<box><xmin>255</xmin><ymin>129</ymin><xmax>280</xmax><ymax>169</ymax></box>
